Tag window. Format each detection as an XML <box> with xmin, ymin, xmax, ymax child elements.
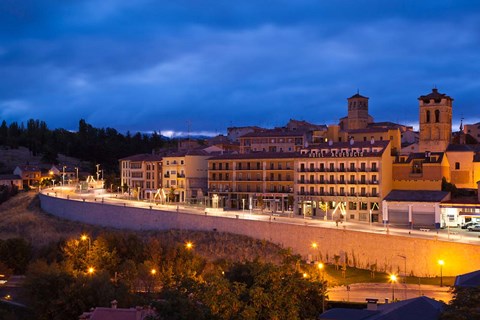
<box><xmin>349</xmin><ymin>202</ymin><xmax>357</xmax><ymax>210</ymax></box>
<box><xmin>455</xmin><ymin>162</ymin><xmax>460</xmax><ymax>170</ymax></box>
<box><xmin>435</xmin><ymin>109</ymin><xmax>440</xmax><ymax>123</ymax></box>
<box><xmin>426</xmin><ymin>110</ymin><xmax>430</xmax><ymax>123</ymax></box>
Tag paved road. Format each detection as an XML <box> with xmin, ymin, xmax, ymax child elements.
<box><xmin>328</xmin><ymin>283</ymin><xmax>452</xmax><ymax>303</ymax></box>
<box><xmin>42</xmin><ymin>187</ymin><xmax>480</xmax><ymax>245</ymax></box>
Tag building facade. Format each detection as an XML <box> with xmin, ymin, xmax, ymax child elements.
<box><xmin>119</xmin><ymin>154</ymin><xmax>163</xmax><ymax>200</ymax></box>
<box><xmin>208</xmin><ymin>153</ymin><xmax>295</xmax><ymax>212</ymax></box>
<box><xmin>239</xmin><ymin>130</ymin><xmax>309</xmax><ymax>154</ymax></box>
<box><xmin>295</xmin><ymin>140</ymin><xmax>393</xmax><ymax>223</ymax></box>
<box><xmin>162</xmin><ymin>150</ymin><xmax>211</xmax><ymax>203</ymax></box>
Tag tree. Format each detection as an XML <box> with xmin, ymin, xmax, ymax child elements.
<box><xmin>441</xmin><ymin>286</ymin><xmax>480</xmax><ymax>320</ymax></box>
<box><xmin>0</xmin><ymin>238</ymin><xmax>32</xmax><ymax>274</ymax></box>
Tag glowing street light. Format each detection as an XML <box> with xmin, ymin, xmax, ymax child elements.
<box><xmin>311</xmin><ymin>242</ymin><xmax>318</xmax><ymax>262</ymax></box>
<box><xmin>303</xmin><ymin>272</ymin><xmax>308</xmax><ymax>279</ymax></box>
<box><xmin>389</xmin><ymin>274</ymin><xmax>397</xmax><ymax>301</ymax></box>
<box><xmin>185</xmin><ymin>241</ymin><xmax>193</xmax><ymax>250</ymax></box>
<box><xmin>150</xmin><ymin>268</ymin><xmax>157</xmax><ymax>276</ymax></box>
<box><xmin>438</xmin><ymin>260</ymin><xmax>445</xmax><ymax>287</ymax></box>
<box><xmin>87</xmin><ymin>267</ymin><xmax>95</xmax><ymax>275</ymax></box>
<box><xmin>318</xmin><ymin>262</ymin><xmax>325</xmax><ymax>313</ymax></box>
<box><xmin>80</xmin><ymin>234</ymin><xmax>91</xmax><ymax>251</ymax></box>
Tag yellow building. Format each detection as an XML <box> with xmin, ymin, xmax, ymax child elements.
<box><xmin>119</xmin><ymin>154</ymin><xmax>163</xmax><ymax>200</ymax></box>
<box><xmin>162</xmin><ymin>150</ymin><xmax>211</xmax><ymax>203</ymax></box>
<box><xmin>446</xmin><ymin>144</ymin><xmax>480</xmax><ymax>189</ymax></box>
<box><xmin>392</xmin><ymin>152</ymin><xmax>450</xmax><ymax>190</ymax></box>
<box><xmin>208</xmin><ymin>153</ymin><xmax>295</xmax><ymax>212</ymax></box>
<box><xmin>295</xmin><ymin>139</ymin><xmax>393</xmax><ymax>223</ymax></box>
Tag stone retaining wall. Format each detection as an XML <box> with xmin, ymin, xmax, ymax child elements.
<box><xmin>39</xmin><ymin>194</ymin><xmax>480</xmax><ymax>277</ymax></box>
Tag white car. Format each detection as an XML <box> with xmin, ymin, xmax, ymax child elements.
<box><xmin>467</xmin><ymin>224</ymin><xmax>480</xmax><ymax>232</ymax></box>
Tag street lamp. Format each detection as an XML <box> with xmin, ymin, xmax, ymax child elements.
<box><xmin>185</xmin><ymin>241</ymin><xmax>193</xmax><ymax>250</ymax></box>
<box><xmin>75</xmin><ymin>167</ymin><xmax>79</xmax><ymax>182</ymax></box>
<box><xmin>62</xmin><ymin>166</ymin><xmax>66</xmax><ymax>187</ymax></box>
<box><xmin>318</xmin><ymin>262</ymin><xmax>325</xmax><ymax>313</ymax></box>
<box><xmin>398</xmin><ymin>255</ymin><xmax>407</xmax><ymax>299</ymax></box>
<box><xmin>311</xmin><ymin>242</ymin><xmax>318</xmax><ymax>262</ymax></box>
<box><xmin>88</xmin><ymin>267</ymin><xmax>95</xmax><ymax>275</ymax></box>
<box><xmin>80</xmin><ymin>234</ymin><xmax>91</xmax><ymax>251</ymax></box>
<box><xmin>389</xmin><ymin>274</ymin><xmax>397</xmax><ymax>301</ymax></box>
<box><xmin>438</xmin><ymin>260</ymin><xmax>444</xmax><ymax>287</ymax></box>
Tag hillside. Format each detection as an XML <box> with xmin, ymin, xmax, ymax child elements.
<box><xmin>0</xmin><ymin>146</ymin><xmax>88</xmax><ymax>174</ymax></box>
<box><xmin>0</xmin><ymin>192</ymin><xmax>289</xmax><ymax>264</ymax></box>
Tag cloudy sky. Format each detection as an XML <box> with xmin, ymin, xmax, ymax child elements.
<box><xmin>1</xmin><ymin>0</ymin><xmax>479</xmax><ymax>136</ymax></box>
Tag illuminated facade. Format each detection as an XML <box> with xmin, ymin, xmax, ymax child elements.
<box><xmin>418</xmin><ymin>88</ymin><xmax>453</xmax><ymax>153</ymax></box>
<box><xmin>207</xmin><ymin>153</ymin><xmax>295</xmax><ymax>212</ymax></box>
<box><xmin>392</xmin><ymin>152</ymin><xmax>450</xmax><ymax>191</ymax></box>
<box><xmin>162</xmin><ymin>150</ymin><xmax>210</xmax><ymax>203</ymax></box>
<box><xmin>119</xmin><ymin>154</ymin><xmax>163</xmax><ymax>200</ymax></box>
<box><xmin>295</xmin><ymin>139</ymin><xmax>393</xmax><ymax>222</ymax></box>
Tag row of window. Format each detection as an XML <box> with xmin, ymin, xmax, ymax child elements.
<box><xmin>299</xmin><ymin>162</ymin><xmax>378</xmax><ymax>172</ymax></box>
<box><xmin>298</xmin><ymin>186</ymin><xmax>378</xmax><ymax>197</ymax></box>
<box><xmin>211</xmin><ymin>162</ymin><xmax>294</xmax><ymax>170</ymax></box>
<box><xmin>209</xmin><ymin>184</ymin><xmax>293</xmax><ymax>193</ymax></box>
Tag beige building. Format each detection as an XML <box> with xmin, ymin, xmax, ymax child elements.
<box><xmin>119</xmin><ymin>154</ymin><xmax>163</xmax><ymax>200</ymax></box>
<box><xmin>339</xmin><ymin>93</ymin><xmax>374</xmax><ymax>131</ymax></box>
<box><xmin>295</xmin><ymin>139</ymin><xmax>393</xmax><ymax>223</ymax></box>
<box><xmin>239</xmin><ymin>130</ymin><xmax>309</xmax><ymax>154</ymax></box>
<box><xmin>445</xmin><ymin>144</ymin><xmax>480</xmax><ymax>189</ymax></box>
<box><xmin>208</xmin><ymin>153</ymin><xmax>295</xmax><ymax>212</ymax></box>
<box><xmin>0</xmin><ymin>174</ymin><xmax>22</xmax><ymax>190</ymax></box>
<box><xmin>13</xmin><ymin>165</ymin><xmax>42</xmax><ymax>187</ymax></box>
<box><xmin>162</xmin><ymin>150</ymin><xmax>211</xmax><ymax>203</ymax></box>
<box><xmin>464</xmin><ymin>121</ymin><xmax>480</xmax><ymax>143</ymax></box>
<box><xmin>418</xmin><ymin>88</ymin><xmax>453</xmax><ymax>152</ymax></box>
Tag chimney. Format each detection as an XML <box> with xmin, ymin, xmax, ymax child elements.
<box><xmin>111</xmin><ymin>300</ymin><xmax>118</xmax><ymax>309</ymax></box>
<box><xmin>366</xmin><ymin>298</ymin><xmax>379</xmax><ymax>310</ymax></box>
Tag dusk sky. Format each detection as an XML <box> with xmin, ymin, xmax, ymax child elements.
<box><xmin>1</xmin><ymin>0</ymin><xmax>479</xmax><ymax>137</ymax></box>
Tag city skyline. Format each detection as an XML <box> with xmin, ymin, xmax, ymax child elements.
<box><xmin>1</xmin><ymin>1</ymin><xmax>480</xmax><ymax>136</ymax></box>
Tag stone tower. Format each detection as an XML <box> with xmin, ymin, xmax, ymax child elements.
<box><xmin>418</xmin><ymin>88</ymin><xmax>453</xmax><ymax>152</ymax></box>
<box><xmin>347</xmin><ymin>93</ymin><xmax>370</xmax><ymax>130</ymax></box>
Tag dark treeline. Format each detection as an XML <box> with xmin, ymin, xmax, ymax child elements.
<box><xmin>0</xmin><ymin>119</ymin><xmax>174</xmax><ymax>173</ymax></box>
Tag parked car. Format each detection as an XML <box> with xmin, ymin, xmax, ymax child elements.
<box><xmin>461</xmin><ymin>221</ymin><xmax>476</xmax><ymax>229</ymax></box>
<box><xmin>467</xmin><ymin>224</ymin><xmax>480</xmax><ymax>232</ymax></box>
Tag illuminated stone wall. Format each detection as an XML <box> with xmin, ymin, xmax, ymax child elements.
<box><xmin>40</xmin><ymin>193</ymin><xmax>479</xmax><ymax>277</ymax></box>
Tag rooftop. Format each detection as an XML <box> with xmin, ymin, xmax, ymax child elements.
<box><xmin>119</xmin><ymin>153</ymin><xmax>163</xmax><ymax>162</ymax></box>
<box><xmin>454</xmin><ymin>269</ymin><xmax>480</xmax><ymax>288</ymax></box>
<box><xmin>384</xmin><ymin>190</ymin><xmax>450</xmax><ymax>202</ymax></box>
<box><xmin>418</xmin><ymin>88</ymin><xmax>453</xmax><ymax>101</ymax></box>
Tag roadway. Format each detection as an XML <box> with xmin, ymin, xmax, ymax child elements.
<box><xmin>41</xmin><ymin>187</ymin><xmax>480</xmax><ymax>245</ymax></box>
<box><xmin>328</xmin><ymin>282</ymin><xmax>452</xmax><ymax>303</ymax></box>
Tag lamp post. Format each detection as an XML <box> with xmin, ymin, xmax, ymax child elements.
<box><xmin>311</xmin><ymin>242</ymin><xmax>318</xmax><ymax>262</ymax></box>
<box><xmin>398</xmin><ymin>255</ymin><xmax>407</xmax><ymax>299</ymax></box>
<box><xmin>318</xmin><ymin>262</ymin><xmax>325</xmax><ymax>313</ymax></box>
<box><xmin>96</xmin><ymin>164</ymin><xmax>100</xmax><ymax>181</ymax></box>
<box><xmin>81</xmin><ymin>234</ymin><xmax>91</xmax><ymax>251</ymax></box>
<box><xmin>438</xmin><ymin>260</ymin><xmax>444</xmax><ymax>287</ymax></box>
<box><xmin>75</xmin><ymin>167</ymin><xmax>79</xmax><ymax>182</ymax></box>
<box><xmin>390</xmin><ymin>274</ymin><xmax>397</xmax><ymax>301</ymax></box>
<box><xmin>62</xmin><ymin>166</ymin><xmax>66</xmax><ymax>187</ymax></box>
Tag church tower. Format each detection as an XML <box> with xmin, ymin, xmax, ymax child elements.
<box><xmin>347</xmin><ymin>92</ymin><xmax>370</xmax><ymax>130</ymax></box>
<box><xmin>418</xmin><ymin>88</ymin><xmax>453</xmax><ymax>152</ymax></box>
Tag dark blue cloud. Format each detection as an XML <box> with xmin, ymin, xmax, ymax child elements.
<box><xmin>1</xmin><ymin>1</ymin><xmax>480</xmax><ymax>134</ymax></box>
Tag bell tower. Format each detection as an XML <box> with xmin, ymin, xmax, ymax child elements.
<box><xmin>418</xmin><ymin>88</ymin><xmax>453</xmax><ymax>152</ymax></box>
<box><xmin>347</xmin><ymin>92</ymin><xmax>370</xmax><ymax>130</ymax></box>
